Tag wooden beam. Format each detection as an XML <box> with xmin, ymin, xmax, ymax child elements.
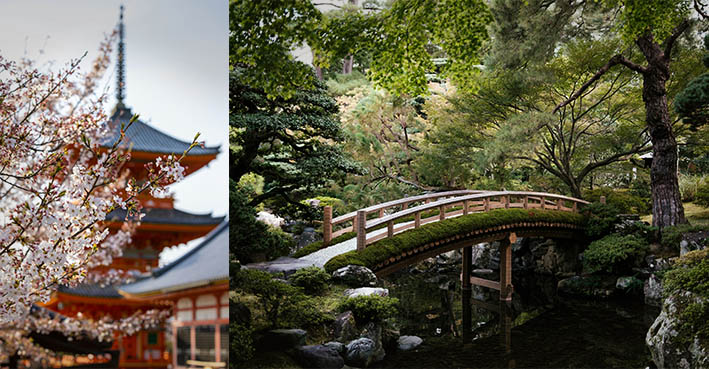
<box><xmin>323</xmin><ymin>206</ymin><xmax>332</xmax><ymax>246</ymax></box>
<box><xmin>469</xmin><ymin>276</ymin><xmax>501</xmax><ymax>291</ymax></box>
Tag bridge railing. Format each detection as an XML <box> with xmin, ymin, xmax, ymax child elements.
<box><xmin>322</xmin><ymin>191</ymin><xmax>589</xmax><ymax>251</ymax></box>
<box><xmin>322</xmin><ymin>190</ymin><xmax>486</xmax><ymax>245</ymax></box>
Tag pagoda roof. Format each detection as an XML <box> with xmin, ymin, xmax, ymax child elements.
<box><xmin>106</xmin><ymin>207</ymin><xmax>225</xmax><ymax>226</ymax></box>
<box><xmin>120</xmin><ymin>221</ymin><xmax>228</xmax><ymax>297</ymax></box>
<box><xmin>58</xmin><ymin>284</ymin><xmax>123</xmax><ymax>299</ymax></box>
<box><xmin>102</xmin><ymin>106</ymin><xmax>220</xmax><ymax>156</ymax></box>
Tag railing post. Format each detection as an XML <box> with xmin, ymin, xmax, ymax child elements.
<box><xmin>378</xmin><ymin>208</ymin><xmax>385</xmax><ymax>218</ymax></box>
<box><xmin>556</xmin><ymin>198</ymin><xmax>562</xmax><ymax>210</ymax></box>
<box><xmin>356</xmin><ymin>210</ymin><xmax>367</xmax><ymax>251</ymax></box>
<box><xmin>572</xmin><ymin>202</ymin><xmax>577</xmax><ymax>212</ymax></box>
<box><xmin>387</xmin><ymin>220</ymin><xmax>394</xmax><ymax>238</ymax></box>
<box><xmin>484</xmin><ymin>197</ymin><xmax>490</xmax><ymax>212</ymax></box>
<box><xmin>463</xmin><ymin>200</ymin><xmax>469</xmax><ymax>215</ymax></box>
<box><xmin>541</xmin><ymin>196</ymin><xmax>546</xmax><ymax>209</ymax></box>
<box><xmin>402</xmin><ymin>202</ymin><xmax>408</xmax><ymax>210</ymax></box>
<box><xmin>439</xmin><ymin>205</ymin><xmax>446</xmax><ymax>220</ymax></box>
<box><xmin>524</xmin><ymin>195</ymin><xmax>528</xmax><ymax>209</ymax></box>
<box><xmin>323</xmin><ymin>206</ymin><xmax>332</xmax><ymax>246</ymax></box>
<box><xmin>503</xmin><ymin>195</ymin><xmax>509</xmax><ymax>209</ymax></box>
<box><xmin>414</xmin><ymin>212</ymin><xmax>421</xmax><ymax>228</ymax></box>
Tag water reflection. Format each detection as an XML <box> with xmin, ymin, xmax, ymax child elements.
<box><xmin>381</xmin><ymin>270</ymin><xmax>658</xmax><ymax>368</ymax></box>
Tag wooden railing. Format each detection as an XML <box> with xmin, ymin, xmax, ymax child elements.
<box><xmin>322</xmin><ymin>191</ymin><xmax>589</xmax><ymax>251</ymax></box>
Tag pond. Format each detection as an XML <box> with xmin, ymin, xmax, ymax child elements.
<box><xmin>377</xmin><ymin>270</ymin><xmax>660</xmax><ymax>368</ymax></box>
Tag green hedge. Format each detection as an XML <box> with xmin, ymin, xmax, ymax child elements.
<box><xmin>324</xmin><ymin>209</ymin><xmax>586</xmax><ymax>273</ymax></box>
<box><xmin>582</xmin><ymin>234</ymin><xmax>649</xmax><ymax>274</ymax></box>
<box><xmin>293</xmin><ymin>206</ymin><xmax>463</xmax><ymax>258</ymax></box>
<box><xmin>338</xmin><ymin>295</ymin><xmax>399</xmax><ymax>324</ymax></box>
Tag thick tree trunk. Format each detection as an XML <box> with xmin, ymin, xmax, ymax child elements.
<box><xmin>639</xmin><ymin>37</ymin><xmax>687</xmax><ymax>228</ymax></box>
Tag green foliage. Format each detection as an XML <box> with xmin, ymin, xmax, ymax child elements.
<box><xmin>229</xmin><ymin>0</ymin><xmax>321</xmax><ymax>98</ymax></box>
<box><xmin>230</xmin><ymin>180</ymin><xmax>294</xmax><ymax>264</ymax></box>
<box><xmin>312</xmin><ymin>0</ymin><xmax>493</xmax><ymax>95</ymax></box>
<box><xmin>679</xmin><ymin>174</ymin><xmax>709</xmax><ymax>202</ymax></box>
<box><xmin>663</xmin><ymin>249</ymin><xmax>709</xmax><ymax>346</ymax></box>
<box><xmin>230</xmin><ymin>67</ymin><xmax>361</xmax><ymax>219</ymax></box>
<box><xmin>664</xmin><ymin>249</ymin><xmax>709</xmax><ymax>298</ymax></box>
<box><xmin>234</xmin><ymin>268</ymin><xmax>331</xmax><ymax>329</ymax></box>
<box><xmin>582</xmin><ymin>203</ymin><xmax>621</xmax><ymax>239</ymax></box>
<box><xmin>617</xmin><ymin>221</ymin><xmax>658</xmax><ymax>244</ymax></box>
<box><xmin>584</xmin><ymin>188</ymin><xmax>651</xmax><ymax>215</ymax></box>
<box><xmin>338</xmin><ymin>295</ymin><xmax>399</xmax><ymax>324</ymax></box>
<box><xmin>661</xmin><ymin>224</ymin><xmax>709</xmax><ymax>251</ymax></box>
<box><xmin>230</xmin><ymin>322</ymin><xmax>254</xmax><ymax>368</ymax></box>
<box><xmin>695</xmin><ymin>182</ymin><xmax>709</xmax><ymax>208</ymax></box>
<box><xmin>608</xmin><ymin>0</ymin><xmax>691</xmax><ymax>44</ymax></box>
<box><xmin>326</xmin><ymin>71</ymin><xmax>371</xmax><ymax>97</ymax></box>
<box><xmin>324</xmin><ymin>209</ymin><xmax>586</xmax><ymax>272</ymax></box>
<box><xmin>290</xmin><ymin>267</ymin><xmax>331</xmax><ymax>295</ymax></box>
<box><xmin>583</xmin><ymin>234</ymin><xmax>649</xmax><ymax>274</ymax></box>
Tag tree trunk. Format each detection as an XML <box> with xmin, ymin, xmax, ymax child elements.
<box><xmin>639</xmin><ymin>37</ymin><xmax>687</xmax><ymax>228</ymax></box>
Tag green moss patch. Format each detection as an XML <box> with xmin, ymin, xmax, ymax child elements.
<box><xmin>324</xmin><ymin>209</ymin><xmax>586</xmax><ymax>273</ymax></box>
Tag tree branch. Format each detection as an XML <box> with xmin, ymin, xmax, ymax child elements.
<box><xmin>552</xmin><ymin>54</ymin><xmax>647</xmax><ymax>114</ymax></box>
<box><xmin>663</xmin><ymin>19</ymin><xmax>691</xmax><ymax>58</ymax></box>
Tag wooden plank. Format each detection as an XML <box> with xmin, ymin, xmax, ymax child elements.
<box><xmin>469</xmin><ymin>276</ymin><xmax>501</xmax><ymax>291</ymax></box>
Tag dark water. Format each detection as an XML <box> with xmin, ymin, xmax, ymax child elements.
<box><xmin>377</xmin><ymin>272</ymin><xmax>660</xmax><ymax>369</ymax></box>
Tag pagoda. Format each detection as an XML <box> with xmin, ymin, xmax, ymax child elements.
<box><xmin>40</xmin><ymin>6</ymin><xmax>223</xmax><ymax>368</ymax></box>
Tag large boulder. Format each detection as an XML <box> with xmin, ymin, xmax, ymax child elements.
<box><xmin>293</xmin><ymin>345</ymin><xmax>344</xmax><ymax>369</ymax></box>
<box><xmin>646</xmin><ymin>291</ymin><xmax>709</xmax><ymax>368</ymax></box>
<box><xmin>333</xmin><ymin>311</ymin><xmax>358</xmax><ymax>343</ymax></box>
<box><xmin>344</xmin><ymin>338</ymin><xmax>380</xmax><ymax>367</ymax></box>
<box><xmin>260</xmin><ymin>329</ymin><xmax>306</xmax><ymax>349</ymax></box>
<box><xmin>332</xmin><ymin>265</ymin><xmax>377</xmax><ymax>287</ymax></box>
<box><xmin>397</xmin><ymin>336</ymin><xmax>423</xmax><ymax>351</ymax></box>
<box><xmin>343</xmin><ymin>287</ymin><xmax>389</xmax><ymax>298</ymax></box>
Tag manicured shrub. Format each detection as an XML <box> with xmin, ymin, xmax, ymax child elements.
<box><xmin>583</xmin><ymin>234</ymin><xmax>649</xmax><ymax>274</ymax></box>
<box><xmin>231</xmin><ymin>322</ymin><xmax>254</xmax><ymax>368</ymax></box>
<box><xmin>582</xmin><ymin>202</ymin><xmax>620</xmax><ymax>239</ymax></box>
<box><xmin>234</xmin><ymin>268</ymin><xmax>331</xmax><ymax>329</ymax></box>
<box><xmin>584</xmin><ymin>188</ymin><xmax>650</xmax><ymax>214</ymax></box>
<box><xmin>616</xmin><ymin>221</ymin><xmax>658</xmax><ymax>244</ymax></box>
<box><xmin>290</xmin><ymin>267</ymin><xmax>331</xmax><ymax>295</ymax></box>
<box><xmin>338</xmin><ymin>295</ymin><xmax>399</xmax><ymax>324</ymax></box>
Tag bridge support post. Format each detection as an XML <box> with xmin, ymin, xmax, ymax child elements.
<box><xmin>462</xmin><ymin>246</ymin><xmax>472</xmax><ymax>341</ymax></box>
<box><xmin>499</xmin><ymin>233</ymin><xmax>515</xmax><ymax>302</ymax></box>
<box><xmin>356</xmin><ymin>210</ymin><xmax>367</xmax><ymax>251</ymax></box>
<box><xmin>323</xmin><ymin>206</ymin><xmax>332</xmax><ymax>246</ymax></box>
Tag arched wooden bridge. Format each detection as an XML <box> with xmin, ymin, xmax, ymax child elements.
<box><xmin>305</xmin><ymin>190</ymin><xmax>590</xmax><ymax>301</ymax></box>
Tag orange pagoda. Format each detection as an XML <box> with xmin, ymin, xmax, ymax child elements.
<box><xmin>40</xmin><ymin>6</ymin><xmax>223</xmax><ymax>368</ymax></box>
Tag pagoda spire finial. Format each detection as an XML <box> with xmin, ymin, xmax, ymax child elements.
<box><xmin>116</xmin><ymin>4</ymin><xmax>126</xmax><ymax>109</ymax></box>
